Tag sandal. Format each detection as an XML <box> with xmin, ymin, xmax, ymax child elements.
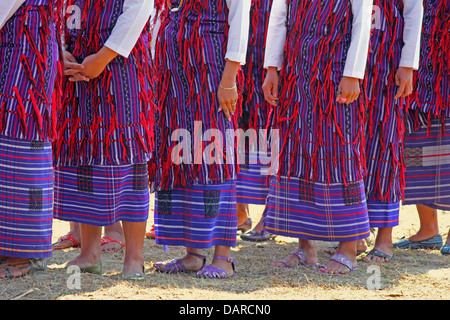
<box><xmin>441</xmin><ymin>244</ymin><xmax>450</xmax><ymax>255</ymax></box>
<box><xmin>100</xmin><ymin>236</ymin><xmax>125</xmax><ymax>252</ymax></box>
<box><xmin>364</xmin><ymin>248</ymin><xmax>395</xmax><ymax>262</ymax></box>
<box><xmin>393</xmin><ymin>234</ymin><xmax>443</xmax><ymax>250</ymax></box>
<box><xmin>153</xmin><ymin>252</ymin><xmax>207</xmax><ymax>274</ymax></box>
<box><xmin>145</xmin><ymin>225</ymin><xmax>155</xmax><ymax>239</ymax></box>
<box><xmin>52</xmin><ymin>233</ymin><xmax>80</xmax><ymax>250</ymax></box>
<box><xmin>274</xmin><ymin>248</ymin><xmax>319</xmax><ymax>268</ymax></box>
<box><xmin>318</xmin><ymin>253</ymin><xmax>358</xmax><ymax>276</ymax></box>
<box><xmin>240</xmin><ymin>230</ymin><xmax>276</xmax><ymax>242</ymax></box>
<box><xmin>122</xmin><ymin>267</ymin><xmax>146</xmax><ymax>281</ymax></box>
<box><xmin>0</xmin><ymin>258</ymin><xmax>47</xmax><ymax>279</ymax></box>
<box><xmin>196</xmin><ymin>256</ymin><xmax>236</xmax><ymax>279</ymax></box>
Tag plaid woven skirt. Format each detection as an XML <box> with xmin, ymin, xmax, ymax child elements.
<box><xmin>154</xmin><ymin>181</ymin><xmax>237</xmax><ymax>249</ymax></box>
<box><xmin>403</xmin><ymin>113</ymin><xmax>450</xmax><ymax>210</ymax></box>
<box><xmin>53</xmin><ymin>164</ymin><xmax>149</xmax><ymax>226</ymax></box>
<box><xmin>264</xmin><ymin>176</ymin><xmax>370</xmax><ymax>242</ymax></box>
<box><xmin>0</xmin><ymin>135</ymin><xmax>53</xmax><ymax>258</ymax></box>
<box><xmin>236</xmin><ymin>151</ymin><xmax>271</xmax><ymax>205</ymax></box>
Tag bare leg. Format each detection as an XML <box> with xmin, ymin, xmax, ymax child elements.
<box><xmin>66</xmin><ymin>223</ymin><xmax>102</xmax><ymax>268</ymax></box>
<box><xmin>121</xmin><ymin>221</ymin><xmax>146</xmax><ymax>275</ymax></box>
<box><xmin>237</xmin><ymin>203</ymin><xmax>251</xmax><ymax>232</ymax></box>
<box><xmin>363</xmin><ymin>227</ymin><xmax>393</xmax><ymax>262</ymax></box>
<box><xmin>408</xmin><ymin>205</ymin><xmax>439</xmax><ymax>241</ymax></box>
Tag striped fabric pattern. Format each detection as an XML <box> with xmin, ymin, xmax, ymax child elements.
<box><xmin>409</xmin><ymin>0</ymin><xmax>449</xmax><ymax>117</ymax></box>
<box><xmin>149</xmin><ymin>0</ymin><xmax>241</xmax><ymax>191</ymax></box>
<box><xmin>367</xmin><ymin>200</ymin><xmax>400</xmax><ymax>228</ymax></box>
<box><xmin>154</xmin><ymin>181</ymin><xmax>237</xmax><ymax>249</ymax></box>
<box><xmin>55</xmin><ymin>0</ymin><xmax>154</xmax><ymax>167</ymax></box>
<box><xmin>265</xmin><ymin>176</ymin><xmax>370</xmax><ymax>242</ymax></box>
<box><xmin>364</xmin><ymin>0</ymin><xmax>406</xmax><ymax>205</ymax></box>
<box><xmin>0</xmin><ymin>0</ymin><xmax>61</xmax><ymax>143</ymax></box>
<box><xmin>403</xmin><ymin>114</ymin><xmax>450</xmax><ymax>208</ymax></box>
<box><xmin>0</xmin><ymin>135</ymin><xmax>53</xmax><ymax>259</ymax></box>
<box><xmin>274</xmin><ymin>0</ymin><xmax>366</xmax><ymax>185</ymax></box>
<box><xmin>263</xmin><ymin>0</ymin><xmax>370</xmax><ymax>242</ymax></box>
<box><xmin>236</xmin><ymin>151</ymin><xmax>270</xmax><ymax>205</ymax></box>
<box><xmin>53</xmin><ymin>164</ymin><xmax>150</xmax><ymax>226</ymax></box>
<box><xmin>236</xmin><ymin>0</ymin><xmax>273</xmax><ymax>205</ymax></box>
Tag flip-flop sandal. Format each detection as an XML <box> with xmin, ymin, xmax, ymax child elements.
<box><xmin>153</xmin><ymin>252</ymin><xmax>207</xmax><ymax>274</ymax></box>
<box><xmin>441</xmin><ymin>244</ymin><xmax>450</xmax><ymax>255</ymax></box>
<box><xmin>240</xmin><ymin>230</ymin><xmax>276</xmax><ymax>242</ymax></box>
<box><xmin>122</xmin><ymin>267</ymin><xmax>146</xmax><ymax>281</ymax></box>
<box><xmin>274</xmin><ymin>247</ymin><xmax>319</xmax><ymax>269</ymax></box>
<box><xmin>393</xmin><ymin>234</ymin><xmax>443</xmax><ymax>250</ymax></box>
<box><xmin>52</xmin><ymin>233</ymin><xmax>80</xmax><ymax>250</ymax></box>
<box><xmin>317</xmin><ymin>253</ymin><xmax>357</xmax><ymax>276</ymax></box>
<box><xmin>365</xmin><ymin>249</ymin><xmax>395</xmax><ymax>262</ymax></box>
<box><xmin>0</xmin><ymin>258</ymin><xmax>47</xmax><ymax>279</ymax></box>
<box><xmin>100</xmin><ymin>236</ymin><xmax>125</xmax><ymax>252</ymax></box>
<box><xmin>196</xmin><ymin>256</ymin><xmax>236</xmax><ymax>279</ymax></box>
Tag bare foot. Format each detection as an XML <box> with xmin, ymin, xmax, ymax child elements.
<box><xmin>319</xmin><ymin>242</ymin><xmax>357</xmax><ymax>275</ymax></box>
<box><xmin>324</xmin><ymin>239</ymin><xmax>367</xmax><ymax>255</ymax></box>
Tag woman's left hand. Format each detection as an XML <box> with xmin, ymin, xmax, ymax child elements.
<box><xmin>394</xmin><ymin>66</ymin><xmax>414</xmax><ymax>99</ymax></box>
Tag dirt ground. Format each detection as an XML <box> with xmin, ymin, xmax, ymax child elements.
<box><xmin>1</xmin><ymin>195</ymin><xmax>449</xmax><ymax>301</ymax></box>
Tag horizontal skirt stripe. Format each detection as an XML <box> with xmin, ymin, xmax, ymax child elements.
<box><xmin>264</xmin><ymin>176</ymin><xmax>370</xmax><ymax>242</ymax></box>
<box><xmin>54</xmin><ymin>164</ymin><xmax>149</xmax><ymax>226</ymax></box>
<box><xmin>0</xmin><ymin>135</ymin><xmax>53</xmax><ymax>258</ymax></box>
<box><xmin>155</xmin><ymin>181</ymin><xmax>237</xmax><ymax>249</ymax></box>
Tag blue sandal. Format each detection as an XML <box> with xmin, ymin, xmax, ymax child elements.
<box><xmin>441</xmin><ymin>244</ymin><xmax>450</xmax><ymax>255</ymax></box>
<box><xmin>393</xmin><ymin>234</ymin><xmax>443</xmax><ymax>250</ymax></box>
<box><xmin>153</xmin><ymin>252</ymin><xmax>207</xmax><ymax>274</ymax></box>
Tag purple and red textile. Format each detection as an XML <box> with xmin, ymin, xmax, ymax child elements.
<box><xmin>0</xmin><ymin>0</ymin><xmax>61</xmax><ymax>259</ymax></box>
<box><xmin>403</xmin><ymin>0</ymin><xmax>450</xmax><ymax>209</ymax></box>
<box><xmin>363</xmin><ymin>0</ymin><xmax>406</xmax><ymax>227</ymax></box>
<box><xmin>150</xmin><ymin>0</ymin><xmax>242</xmax><ymax>248</ymax></box>
<box><xmin>53</xmin><ymin>0</ymin><xmax>152</xmax><ymax>226</ymax></box>
<box><xmin>264</xmin><ymin>0</ymin><xmax>370</xmax><ymax>242</ymax></box>
<box><xmin>236</xmin><ymin>0</ymin><xmax>273</xmax><ymax>206</ymax></box>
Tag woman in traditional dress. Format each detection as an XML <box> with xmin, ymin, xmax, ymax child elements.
<box><xmin>150</xmin><ymin>0</ymin><xmax>251</xmax><ymax>279</ymax></box>
<box><xmin>54</xmin><ymin>0</ymin><xmax>153</xmax><ymax>279</ymax></box>
<box><xmin>326</xmin><ymin>0</ymin><xmax>423</xmax><ymax>262</ymax></box>
<box><xmin>360</xmin><ymin>0</ymin><xmax>423</xmax><ymax>262</ymax></box>
<box><xmin>0</xmin><ymin>0</ymin><xmax>62</xmax><ymax>279</ymax></box>
<box><xmin>262</xmin><ymin>0</ymin><xmax>373</xmax><ymax>274</ymax></box>
<box><xmin>393</xmin><ymin>0</ymin><xmax>450</xmax><ymax>255</ymax></box>
<box><xmin>236</xmin><ymin>0</ymin><xmax>277</xmax><ymax>242</ymax></box>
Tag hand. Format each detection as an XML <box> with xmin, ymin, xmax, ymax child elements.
<box><xmin>336</xmin><ymin>76</ymin><xmax>360</xmax><ymax>104</ymax></box>
<box><xmin>80</xmin><ymin>46</ymin><xmax>118</xmax><ymax>80</ymax></box>
<box><xmin>63</xmin><ymin>50</ymin><xmax>89</xmax><ymax>82</ymax></box>
<box><xmin>262</xmin><ymin>67</ymin><xmax>279</xmax><ymax>107</ymax></box>
<box><xmin>218</xmin><ymin>60</ymin><xmax>240</xmax><ymax>121</ymax></box>
<box><xmin>394</xmin><ymin>66</ymin><xmax>414</xmax><ymax>99</ymax></box>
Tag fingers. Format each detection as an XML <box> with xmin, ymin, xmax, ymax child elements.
<box><xmin>69</xmin><ymin>73</ymin><xmax>90</xmax><ymax>82</ymax></box>
<box><xmin>263</xmin><ymin>81</ymin><xmax>279</xmax><ymax>106</ymax></box>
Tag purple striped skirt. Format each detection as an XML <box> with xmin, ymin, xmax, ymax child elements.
<box><xmin>236</xmin><ymin>151</ymin><xmax>270</xmax><ymax>205</ymax></box>
<box><xmin>154</xmin><ymin>181</ymin><xmax>237</xmax><ymax>249</ymax></box>
<box><xmin>403</xmin><ymin>112</ymin><xmax>450</xmax><ymax>210</ymax></box>
<box><xmin>0</xmin><ymin>135</ymin><xmax>53</xmax><ymax>259</ymax></box>
<box><xmin>53</xmin><ymin>164</ymin><xmax>149</xmax><ymax>226</ymax></box>
<box><xmin>264</xmin><ymin>176</ymin><xmax>370</xmax><ymax>242</ymax></box>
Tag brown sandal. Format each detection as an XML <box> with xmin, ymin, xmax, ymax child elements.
<box><xmin>0</xmin><ymin>258</ymin><xmax>47</xmax><ymax>279</ymax></box>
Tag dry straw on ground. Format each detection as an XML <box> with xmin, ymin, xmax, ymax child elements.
<box><xmin>1</xmin><ymin>196</ymin><xmax>449</xmax><ymax>300</ymax></box>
